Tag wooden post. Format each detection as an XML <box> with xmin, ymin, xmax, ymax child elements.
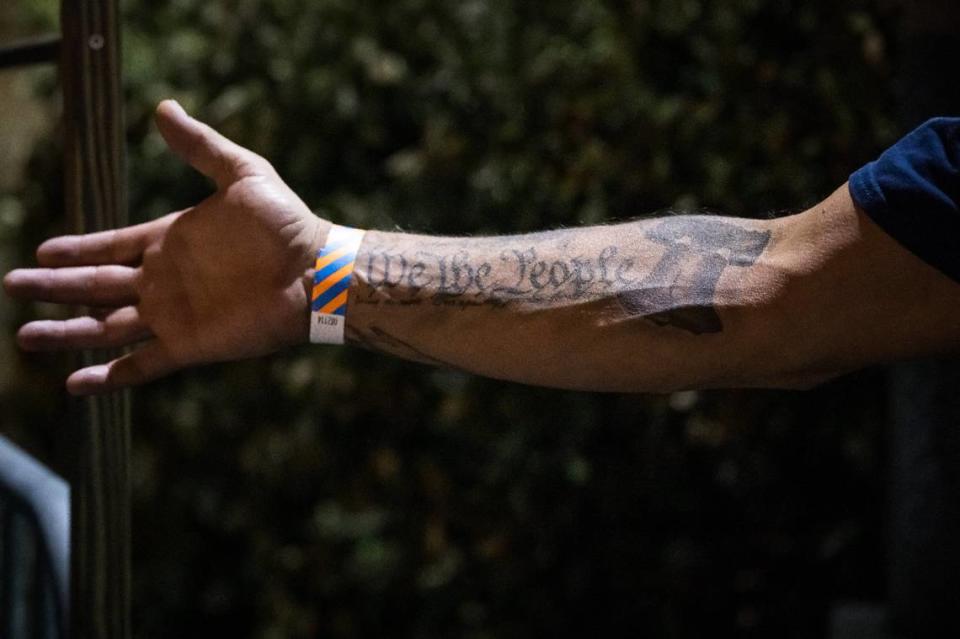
<box><xmin>60</xmin><ymin>0</ymin><xmax>131</xmax><ymax>638</ymax></box>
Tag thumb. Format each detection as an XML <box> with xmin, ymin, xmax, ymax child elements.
<box><xmin>154</xmin><ymin>99</ymin><xmax>256</xmax><ymax>188</ymax></box>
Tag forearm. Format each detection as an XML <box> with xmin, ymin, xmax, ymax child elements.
<box><xmin>340</xmin><ymin>185</ymin><xmax>960</xmax><ymax>392</ymax></box>
<box><xmin>342</xmin><ymin>205</ymin><xmax>781</xmax><ymax>392</ymax></box>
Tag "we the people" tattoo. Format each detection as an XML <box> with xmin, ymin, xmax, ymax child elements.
<box><xmin>353</xmin><ymin>217</ymin><xmax>770</xmax><ymax>334</ymax></box>
<box><xmin>358</xmin><ymin>243</ymin><xmax>635</xmax><ymax>306</ymax></box>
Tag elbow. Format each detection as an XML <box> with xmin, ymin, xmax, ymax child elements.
<box><xmin>735</xmin><ymin>291</ymin><xmax>854</xmax><ymax>391</ymax></box>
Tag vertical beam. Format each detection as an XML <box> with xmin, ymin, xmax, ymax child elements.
<box><xmin>59</xmin><ymin>0</ymin><xmax>131</xmax><ymax>638</ymax></box>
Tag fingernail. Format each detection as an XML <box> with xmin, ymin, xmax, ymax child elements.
<box><xmin>168</xmin><ymin>99</ymin><xmax>186</xmax><ymax>116</ymax></box>
<box><xmin>3</xmin><ymin>270</ymin><xmax>21</xmax><ymax>292</ymax></box>
<box><xmin>16</xmin><ymin>324</ymin><xmax>41</xmax><ymax>349</ymax></box>
<box><xmin>158</xmin><ymin>99</ymin><xmax>186</xmax><ymax>119</ymax></box>
<box><xmin>67</xmin><ymin>365</ymin><xmax>109</xmax><ymax>396</ymax></box>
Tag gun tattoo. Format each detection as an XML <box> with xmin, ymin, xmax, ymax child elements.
<box><xmin>618</xmin><ymin>218</ymin><xmax>771</xmax><ymax>334</ymax></box>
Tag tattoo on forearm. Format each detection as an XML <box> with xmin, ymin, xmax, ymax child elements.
<box><xmin>346</xmin><ymin>325</ymin><xmax>462</xmax><ymax>370</ymax></box>
<box><xmin>618</xmin><ymin>218</ymin><xmax>771</xmax><ymax>333</ymax></box>
<box><xmin>353</xmin><ymin>217</ymin><xmax>770</xmax><ymax>334</ymax></box>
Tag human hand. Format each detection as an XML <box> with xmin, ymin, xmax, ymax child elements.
<box><xmin>3</xmin><ymin>100</ymin><xmax>328</xmax><ymax>395</ymax></box>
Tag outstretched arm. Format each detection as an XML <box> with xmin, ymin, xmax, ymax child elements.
<box><xmin>4</xmin><ymin>103</ymin><xmax>960</xmax><ymax>394</ymax></box>
<box><xmin>342</xmin><ymin>186</ymin><xmax>960</xmax><ymax>391</ymax></box>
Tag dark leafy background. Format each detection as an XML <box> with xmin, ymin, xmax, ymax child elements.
<box><xmin>1</xmin><ymin>0</ymin><xmax>899</xmax><ymax>637</ymax></box>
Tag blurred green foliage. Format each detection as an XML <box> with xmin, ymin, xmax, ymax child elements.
<box><xmin>1</xmin><ymin>0</ymin><xmax>900</xmax><ymax>637</ymax></box>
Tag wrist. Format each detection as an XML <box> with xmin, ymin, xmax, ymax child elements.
<box><xmin>305</xmin><ymin>221</ymin><xmax>367</xmax><ymax>345</ymax></box>
<box><xmin>299</xmin><ymin>216</ymin><xmax>332</xmax><ymax>344</ymax></box>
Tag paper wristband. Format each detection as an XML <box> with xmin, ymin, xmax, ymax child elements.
<box><xmin>310</xmin><ymin>224</ymin><xmax>366</xmax><ymax>344</ymax></box>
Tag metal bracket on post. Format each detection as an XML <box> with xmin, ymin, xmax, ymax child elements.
<box><xmin>0</xmin><ymin>35</ymin><xmax>61</xmax><ymax>70</ymax></box>
<box><xmin>59</xmin><ymin>1</ymin><xmax>131</xmax><ymax>638</ymax></box>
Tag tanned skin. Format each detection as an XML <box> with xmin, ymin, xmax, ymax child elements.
<box><xmin>4</xmin><ymin>101</ymin><xmax>960</xmax><ymax>395</ymax></box>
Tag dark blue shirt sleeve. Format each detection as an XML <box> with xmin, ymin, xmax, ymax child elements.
<box><xmin>848</xmin><ymin>117</ymin><xmax>960</xmax><ymax>283</ymax></box>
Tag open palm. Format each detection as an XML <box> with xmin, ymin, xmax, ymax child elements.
<box><xmin>3</xmin><ymin>101</ymin><xmax>327</xmax><ymax>395</ymax></box>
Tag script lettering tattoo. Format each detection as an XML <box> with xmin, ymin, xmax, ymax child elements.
<box><xmin>359</xmin><ymin>242</ymin><xmax>634</xmax><ymax>306</ymax></box>
<box><xmin>354</xmin><ymin>218</ymin><xmax>770</xmax><ymax>334</ymax></box>
<box><xmin>618</xmin><ymin>218</ymin><xmax>771</xmax><ymax>334</ymax></box>
<box><xmin>364</xmin><ymin>250</ymin><xmax>434</xmax><ymax>291</ymax></box>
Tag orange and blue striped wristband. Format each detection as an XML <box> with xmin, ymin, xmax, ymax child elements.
<box><xmin>310</xmin><ymin>224</ymin><xmax>366</xmax><ymax>344</ymax></box>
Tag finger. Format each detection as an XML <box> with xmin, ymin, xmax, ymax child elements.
<box><xmin>36</xmin><ymin>217</ymin><xmax>172</xmax><ymax>267</ymax></box>
<box><xmin>18</xmin><ymin>307</ymin><xmax>151</xmax><ymax>351</ymax></box>
<box><xmin>66</xmin><ymin>340</ymin><xmax>177</xmax><ymax>395</ymax></box>
<box><xmin>3</xmin><ymin>265</ymin><xmax>140</xmax><ymax>306</ymax></box>
<box><xmin>88</xmin><ymin>306</ymin><xmax>122</xmax><ymax>320</ymax></box>
<box><xmin>155</xmin><ymin>99</ymin><xmax>264</xmax><ymax>188</ymax></box>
